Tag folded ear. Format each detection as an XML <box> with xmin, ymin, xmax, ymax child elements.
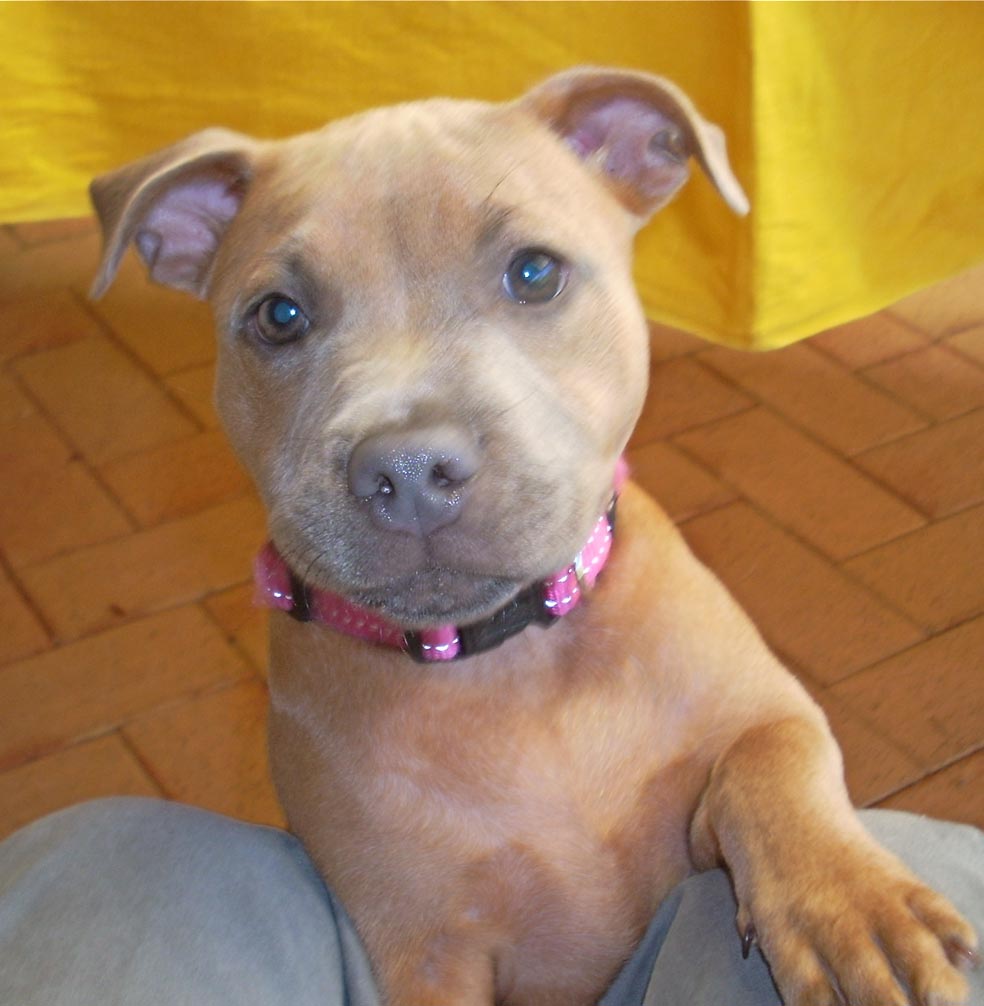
<box><xmin>519</xmin><ymin>67</ymin><xmax>749</xmax><ymax>221</ymax></box>
<box><xmin>89</xmin><ymin>128</ymin><xmax>258</xmax><ymax>299</ymax></box>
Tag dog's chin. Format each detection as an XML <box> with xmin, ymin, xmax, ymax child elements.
<box><xmin>346</xmin><ymin>569</ymin><xmax>522</xmax><ymax>628</ymax></box>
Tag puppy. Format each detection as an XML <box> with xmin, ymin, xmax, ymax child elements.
<box><xmin>90</xmin><ymin>67</ymin><xmax>977</xmax><ymax>1006</ymax></box>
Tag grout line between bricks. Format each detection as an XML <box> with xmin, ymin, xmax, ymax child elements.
<box><xmin>95</xmin><ymin>427</ymin><xmax>215</xmax><ymax>472</ymax></box>
<box><xmin>5</xmin><ymin>339</ymin><xmax>221</xmax><ymax>480</ymax></box>
<box><xmin>668</xmin><ymin>393</ymin><xmax>937</xmax><ymax>560</ymax></box>
<box><xmin>883</xmin><ymin>306</ymin><xmax>984</xmax><ymax>344</ymax></box>
<box><xmin>0</xmin><ymin>547</ymin><xmax>57</xmax><ymax>645</ymax></box>
<box><xmin>673</xmin><ymin>488</ymin><xmax>930</xmax><ymax>650</ymax></box>
<box><xmin>650</xmin><ymin>400</ymin><xmax>758</xmax><ymax>442</ymax></box>
<box><xmin>869</xmin><ymin>742</ymin><xmax>984</xmax><ymax>809</ymax></box>
<box><xmin>944</xmin><ymin>336</ymin><xmax>984</xmax><ymax>374</ymax></box>
<box><xmin>666</xmin><ymin>411</ymin><xmax>925</xmax><ymax>564</ymax></box>
<box><xmin>666</xmin><ymin>495</ymin><xmax>738</xmax><ymax>528</ymax></box>
<box><xmin>840</xmin><ymin>450</ymin><xmax>946</xmax><ymax>524</ymax></box>
<box><xmin>807</xmin><ymin>335</ymin><xmax>928</xmax><ymax>372</ymax></box>
<box><xmin>692</xmin><ymin>350</ymin><xmax>933</xmax><ymax>461</ymax></box>
<box><xmin>809</xmin><ymin>610</ymin><xmax>984</xmax><ymax>695</ymax></box>
<box><xmin>10</xmin><ymin>486</ymin><xmax>261</xmax><ymax>587</ymax></box>
<box><xmin>933</xmin><ymin>338</ymin><xmax>984</xmax><ymax>374</ymax></box>
<box><xmin>0</xmin><ymin>722</ymin><xmax>114</xmax><ymax>776</ymax></box>
<box><xmin>0</xmin><ymin>566</ymin><xmax>262</xmax><ymax>671</ymax></box>
<box><xmin>2</xmin><ymin>223</ymin><xmax>29</xmax><ymax>252</ymax></box>
<box><xmin>198</xmin><ymin>595</ymin><xmax>269</xmax><ymax>681</ymax></box>
<box><xmin>69</xmin><ymin>287</ymin><xmax>210</xmax><ymax>434</ymax></box>
<box><xmin>625</xmin><ymin>442</ymin><xmax>740</xmax><ymax>527</ymax></box>
<box><xmin>851</xmin><ymin>361</ymin><xmax>946</xmax><ymax>427</ymax></box>
<box><xmin>1</xmin><ymin>675</ymin><xmax>260</xmax><ymax>778</ymax></box>
<box><xmin>3</xmin><ymin>358</ymin><xmax>144</xmax><ymax>534</ymax></box>
<box><xmin>845</xmin><ymin>417</ymin><xmax>984</xmax><ymax>523</ymax></box>
<box><xmin>837</xmin><ymin>499</ymin><xmax>984</xmax><ymax>566</ymax></box>
<box><xmin>116</xmin><ymin>729</ymin><xmax>172</xmax><ymax>798</ymax></box>
<box><xmin>722</xmin><ymin>526</ymin><xmax>937</xmax><ymax>683</ymax></box>
<box><xmin>875</xmin><ymin>308</ymin><xmax>939</xmax><ymax>340</ymax></box>
<box><xmin>71</xmin><ymin>451</ymin><xmax>146</xmax><ymax>535</ymax></box>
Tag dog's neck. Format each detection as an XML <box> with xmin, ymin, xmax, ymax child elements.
<box><xmin>254</xmin><ymin>459</ymin><xmax>628</xmax><ymax>663</ymax></box>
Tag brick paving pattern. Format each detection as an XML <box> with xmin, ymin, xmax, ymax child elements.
<box><xmin>0</xmin><ymin>216</ymin><xmax>981</xmax><ymax>838</ymax></box>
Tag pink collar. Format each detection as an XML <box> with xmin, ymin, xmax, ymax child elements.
<box><xmin>255</xmin><ymin>459</ymin><xmax>627</xmax><ymax>663</ymax></box>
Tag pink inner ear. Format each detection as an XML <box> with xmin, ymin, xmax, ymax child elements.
<box><xmin>563</xmin><ymin>97</ymin><xmax>691</xmax><ymax>212</ymax></box>
<box><xmin>138</xmin><ymin>176</ymin><xmax>243</xmax><ymax>293</ymax></box>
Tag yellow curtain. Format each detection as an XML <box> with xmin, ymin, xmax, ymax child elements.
<box><xmin>2</xmin><ymin>1</ymin><xmax>982</xmax><ymax>349</ymax></box>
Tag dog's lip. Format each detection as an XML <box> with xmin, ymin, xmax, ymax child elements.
<box><xmin>344</xmin><ymin>568</ymin><xmax>522</xmax><ymax>628</ymax></box>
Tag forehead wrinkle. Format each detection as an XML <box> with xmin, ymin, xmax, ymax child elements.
<box><xmin>250</xmin><ymin>243</ymin><xmax>329</xmax><ymax>309</ymax></box>
<box><xmin>476</xmin><ymin>203</ymin><xmax>515</xmax><ymax>250</ymax></box>
<box><xmin>379</xmin><ymin>176</ymin><xmax>486</xmax><ymax>324</ymax></box>
<box><xmin>245</xmin><ymin>235</ymin><xmax>315</xmax><ymax>287</ymax></box>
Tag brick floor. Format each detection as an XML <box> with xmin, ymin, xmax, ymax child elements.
<box><xmin>0</xmin><ymin>221</ymin><xmax>982</xmax><ymax>841</ymax></box>
<box><xmin>698</xmin><ymin>341</ymin><xmax>926</xmax><ymax>455</ymax></box>
<box><xmin>947</xmin><ymin>324</ymin><xmax>984</xmax><ymax>367</ymax></box>
<box><xmin>852</xmin><ymin>409</ymin><xmax>984</xmax><ymax>519</ymax></box>
<box><xmin>676</xmin><ymin>408</ymin><xmax>926</xmax><ymax>560</ymax></box>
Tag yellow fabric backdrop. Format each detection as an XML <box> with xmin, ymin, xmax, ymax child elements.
<box><xmin>2</xmin><ymin>1</ymin><xmax>983</xmax><ymax>348</ymax></box>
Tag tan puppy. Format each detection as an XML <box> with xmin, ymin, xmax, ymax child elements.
<box><xmin>90</xmin><ymin>68</ymin><xmax>976</xmax><ymax>1006</ymax></box>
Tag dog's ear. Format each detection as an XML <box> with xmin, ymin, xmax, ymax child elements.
<box><xmin>89</xmin><ymin>128</ymin><xmax>258</xmax><ymax>299</ymax></box>
<box><xmin>519</xmin><ymin>67</ymin><xmax>749</xmax><ymax>221</ymax></box>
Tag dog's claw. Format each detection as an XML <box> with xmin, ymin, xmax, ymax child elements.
<box><xmin>946</xmin><ymin>939</ymin><xmax>982</xmax><ymax>970</ymax></box>
<box><xmin>741</xmin><ymin>923</ymin><xmax>757</xmax><ymax>960</ymax></box>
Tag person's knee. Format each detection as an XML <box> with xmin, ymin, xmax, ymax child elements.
<box><xmin>31</xmin><ymin>795</ymin><xmax>166</xmax><ymax>831</ymax></box>
<box><xmin>0</xmin><ymin>802</ymin><xmax>360</xmax><ymax>1006</ymax></box>
<box><xmin>6</xmin><ymin>797</ymin><xmax>195</xmax><ymax>854</ymax></box>
<box><xmin>1</xmin><ymin>797</ymin><xmax>277</xmax><ymax>895</ymax></box>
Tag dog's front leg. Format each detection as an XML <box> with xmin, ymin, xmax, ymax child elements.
<box><xmin>690</xmin><ymin>716</ymin><xmax>977</xmax><ymax>1006</ymax></box>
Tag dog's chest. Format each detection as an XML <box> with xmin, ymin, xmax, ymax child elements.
<box><xmin>271</xmin><ymin>611</ymin><xmax>696</xmax><ymax>841</ymax></box>
<box><xmin>365</xmin><ymin>655</ymin><xmax>701</xmax><ymax>993</ymax></box>
<box><xmin>268</xmin><ymin>604</ymin><xmax>707</xmax><ymax>1001</ymax></box>
<box><xmin>274</xmin><ymin>621</ymin><xmax>699</xmax><ymax>888</ymax></box>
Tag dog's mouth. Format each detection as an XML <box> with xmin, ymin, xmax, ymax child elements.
<box><xmin>271</xmin><ymin>502</ymin><xmax>571</xmax><ymax>629</ymax></box>
<box><xmin>271</xmin><ymin>456</ymin><xmax>625</xmax><ymax>630</ymax></box>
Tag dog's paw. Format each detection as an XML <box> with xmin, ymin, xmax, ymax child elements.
<box><xmin>746</xmin><ymin>845</ymin><xmax>978</xmax><ymax>1006</ymax></box>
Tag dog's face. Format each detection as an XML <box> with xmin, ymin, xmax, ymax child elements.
<box><xmin>91</xmin><ymin>69</ymin><xmax>746</xmax><ymax>627</ymax></box>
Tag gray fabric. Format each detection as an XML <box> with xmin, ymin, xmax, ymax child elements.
<box><xmin>0</xmin><ymin>798</ymin><xmax>379</xmax><ymax>1006</ymax></box>
<box><xmin>603</xmin><ymin>810</ymin><xmax>984</xmax><ymax>1006</ymax></box>
<box><xmin>0</xmin><ymin>798</ymin><xmax>981</xmax><ymax>1006</ymax></box>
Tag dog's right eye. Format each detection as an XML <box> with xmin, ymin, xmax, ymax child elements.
<box><xmin>502</xmin><ymin>249</ymin><xmax>567</xmax><ymax>305</ymax></box>
<box><xmin>252</xmin><ymin>295</ymin><xmax>310</xmax><ymax>345</ymax></box>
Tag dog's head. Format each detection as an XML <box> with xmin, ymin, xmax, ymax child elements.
<box><xmin>91</xmin><ymin>67</ymin><xmax>747</xmax><ymax>627</ymax></box>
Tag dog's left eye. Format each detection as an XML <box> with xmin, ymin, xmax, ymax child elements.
<box><xmin>502</xmin><ymin>250</ymin><xmax>567</xmax><ymax>305</ymax></box>
<box><xmin>252</xmin><ymin>295</ymin><xmax>310</xmax><ymax>345</ymax></box>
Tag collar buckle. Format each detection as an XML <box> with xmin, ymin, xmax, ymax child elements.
<box><xmin>287</xmin><ymin>572</ymin><xmax>314</xmax><ymax>622</ymax></box>
<box><xmin>404</xmin><ymin>583</ymin><xmax>555</xmax><ymax>663</ymax></box>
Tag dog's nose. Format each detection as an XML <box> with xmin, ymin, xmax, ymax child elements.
<box><xmin>348</xmin><ymin>426</ymin><xmax>478</xmax><ymax>536</ymax></box>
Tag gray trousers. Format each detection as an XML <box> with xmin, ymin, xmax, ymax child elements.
<box><xmin>0</xmin><ymin>799</ymin><xmax>981</xmax><ymax>1005</ymax></box>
